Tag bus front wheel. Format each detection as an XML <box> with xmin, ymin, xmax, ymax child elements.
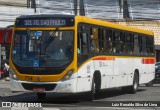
<box><xmin>122</xmin><ymin>73</ymin><xmax>139</xmax><ymax>94</ymax></box>
<box><xmin>37</xmin><ymin>93</ymin><xmax>46</xmax><ymax>100</ymax></box>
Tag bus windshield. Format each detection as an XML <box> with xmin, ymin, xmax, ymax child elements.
<box><xmin>12</xmin><ymin>30</ymin><xmax>74</xmax><ymax>67</ymax></box>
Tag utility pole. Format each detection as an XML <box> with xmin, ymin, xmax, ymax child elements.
<box><xmin>79</xmin><ymin>0</ymin><xmax>85</xmax><ymax>16</ymax></box>
<box><xmin>74</xmin><ymin>0</ymin><xmax>77</xmax><ymax>15</ymax></box>
<box><xmin>74</xmin><ymin>0</ymin><xmax>85</xmax><ymax>16</ymax></box>
<box><xmin>31</xmin><ymin>0</ymin><xmax>36</xmax><ymax>13</ymax></box>
<box><xmin>123</xmin><ymin>0</ymin><xmax>130</xmax><ymax>19</ymax></box>
<box><xmin>119</xmin><ymin>0</ymin><xmax>130</xmax><ymax>19</ymax></box>
<box><xmin>119</xmin><ymin>0</ymin><xmax>123</xmax><ymax>18</ymax></box>
<box><xmin>27</xmin><ymin>0</ymin><xmax>31</xmax><ymax>8</ymax></box>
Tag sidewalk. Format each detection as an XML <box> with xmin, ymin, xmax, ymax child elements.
<box><xmin>0</xmin><ymin>77</ymin><xmax>10</xmax><ymax>84</ymax></box>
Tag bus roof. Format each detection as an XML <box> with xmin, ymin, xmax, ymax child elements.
<box><xmin>17</xmin><ymin>14</ymin><xmax>75</xmax><ymax>19</ymax></box>
<box><xmin>15</xmin><ymin>14</ymin><xmax>154</xmax><ymax>36</ymax></box>
<box><xmin>76</xmin><ymin>16</ymin><xmax>154</xmax><ymax>36</ymax></box>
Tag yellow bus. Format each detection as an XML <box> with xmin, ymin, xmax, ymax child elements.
<box><xmin>9</xmin><ymin>15</ymin><xmax>155</xmax><ymax>101</ymax></box>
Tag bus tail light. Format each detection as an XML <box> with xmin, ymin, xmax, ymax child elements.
<box><xmin>9</xmin><ymin>68</ymin><xmax>19</xmax><ymax>80</ymax></box>
<box><xmin>61</xmin><ymin>69</ymin><xmax>74</xmax><ymax>81</ymax></box>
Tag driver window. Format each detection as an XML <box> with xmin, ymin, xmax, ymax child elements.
<box><xmin>78</xmin><ymin>32</ymin><xmax>89</xmax><ymax>54</ymax></box>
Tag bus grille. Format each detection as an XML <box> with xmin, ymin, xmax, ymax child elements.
<box><xmin>22</xmin><ymin>83</ymin><xmax>57</xmax><ymax>91</ymax></box>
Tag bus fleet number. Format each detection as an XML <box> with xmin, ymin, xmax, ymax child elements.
<box><xmin>25</xmin><ymin>76</ymin><xmax>32</xmax><ymax>81</ymax></box>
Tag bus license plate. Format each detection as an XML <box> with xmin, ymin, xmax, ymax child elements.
<box><xmin>33</xmin><ymin>87</ymin><xmax>45</xmax><ymax>92</ymax></box>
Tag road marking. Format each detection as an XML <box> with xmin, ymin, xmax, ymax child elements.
<box><xmin>10</xmin><ymin>107</ymin><xmax>60</xmax><ymax>110</ymax></box>
<box><xmin>43</xmin><ymin>108</ymin><xmax>60</xmax><ymax>110</ymax></box>
<box><xmin>96</xmin><ymin>107</ymin><xmax>132</xmax><ymax>109</ymax></box>
<box><xmin>11</xmin><ymin>107</ymin><xmax>28</xmax><ymax>110</ymax></box>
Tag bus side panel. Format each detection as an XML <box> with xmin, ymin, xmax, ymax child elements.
<box><xmin>93</xmin><ymin>59</ymin><xmax>112</xmax><ymax>89</ymax></box>
<box><xmin>133</xmin><ymin>58</ymin><xmax>154</xmax><ymax>84</ymax></box>
<box><xmin>142</xmin><ymin>59</ymin><xmax>149</xmax><ymax>84</ymax></box>
<box><xmin>103</xmin><ymin>59</ymin><xmax>113</xmax><ymax>89</ymax></box>
<box><xmin>149</xmin><ymin>63</ymin><xmax>155</xmax><ymax>82</ymax></box>
<box><xmin>133</xmin><ymin>58</ymin><xmax>143</xmax><ymax>84</ymax></box>
<box><xmin>114</xmin><ymin>58</ymin><xmax>132</xmax><ymax>87</ymax></box>
<box><xmin>127</xmin><ymin>58</ymin><xmax>134</xmax><ymax>86</ymax></box>
<box><xmin>76</xmin><ymin>61</ymin><xmax>93</xmax><ymax>92</ymax></box>
<box><xmin>147</xmin><ymin>59</ymin><xmax>155</xmax><ymax>83</ymax></box>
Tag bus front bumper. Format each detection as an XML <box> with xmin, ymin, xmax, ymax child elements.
<box><xmin>10</xmin><ymin>78</ymin><xmax>77</xmax><ymax>93</ymax></box>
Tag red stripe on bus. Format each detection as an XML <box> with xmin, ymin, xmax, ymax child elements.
<box><xmin>142</xmin><ymin>59</ymin><xmax>155</xmax><ymax>64</ymax></box>
<box><xmin>93</xmin><ymin>57</ymin><xmax>115</xmax><ymax>60</ymax></box>
<box><xmin>93</xmin><ymin>57</ymin><xmax>106</xmax><ymax>60</ymax></box>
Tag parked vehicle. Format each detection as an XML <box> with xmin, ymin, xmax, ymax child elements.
<box><xmin>145</xmin><ymin>80</ymin><xmax>154</xmax><ymax>86</ymax></box>
<box><xmin>155</xmin><ymin>62</ymin><xmax>160</xmax><ymax>83</ymax></box>
<box><xmin>0</xmin><ymin>63</ymin><xmax>9</xmax><ymax>79</ymax></box>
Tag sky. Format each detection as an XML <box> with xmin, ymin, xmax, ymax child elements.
<box><xmin>38</xmin><ymin>0</ymin><xmax>160</xmax><ymax>19</ymax></box>
<box><xmin>0</xmin><ymin>0</ymin><xmax>160</xmax><ymax>27</ymax></box>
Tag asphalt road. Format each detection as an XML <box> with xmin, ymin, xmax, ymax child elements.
<box><xmin>0</xmin><ymin>80</ymin><xmax>160</xmax><ymax>110</ymax></box>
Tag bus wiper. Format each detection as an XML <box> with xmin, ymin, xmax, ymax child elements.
<box><xmin>44</xmin><ymin>27</ymin><xmax>59</xmax><ymax>55</ymax></box>
<box><xmin>52</xmin><ymin>27</ymin><xmax>59</xmax><ymax>37</ymax></box>
<box><xmin>46</xmin><ymin>27</ymin><xmax>59</xmax><ymax>44</ymax></box>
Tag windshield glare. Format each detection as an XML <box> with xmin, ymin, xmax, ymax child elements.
<box><xmin>12</xmin><ymin>30</ymin><xmax>74</xmax><ymax>67</ymax></box>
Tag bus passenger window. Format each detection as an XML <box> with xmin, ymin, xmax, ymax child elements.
<box><xmin>106</xmin><ymin>30</ymin><xmax>113</xmax><ymax>53</ymax></box>
<box><xmin>99</xmin><ymin>28</ymin><xmax>104</xmax><ymax>53</ymax></box>
<box><xmin>90</xmin><ymin>27</ymin><xmax>99</xmax><ymax>53</ymax></box>
<box><xmin>133</xmin><ymin>34</ymin><xmax>139</xmax><ymax>55</ymax></box>
<box><xmin>120</xmin><ymin>32</ymin><xmax>125</xmax><ymax>54</ymax></box>
<box><xmin>112</xmin><ymin>31</ymin><xmax>116</xmax><ymax>53</ymax></box>
<box><xmin>91</xmin><ymin>35</ymin><xmax>96</xmax><ymax>52</ymax></box>
<box><xmin>102</xmin><ymin>29</ymin><xmax>106</xmax><ymax>52</ymax></box>
<box><xmin>138</xmin><ymin>35</ymin><xmax>143</xmax><ymax>55</ymax></box>
<box><xmin>113</xmin><ymin>31</ymin><xmax>122</xmax><ymax>54</ymax></box>
<box><xmin>78</xmin><ymin>32</ymin><xmax>89</xmax><ymax>54</ymax></box>
<box><xmin>82</xmin><ymin>33</ymin><xmax>88</xmax><ymax>54</ymax></box>
<box><xmin>142</xmin><ymin>36</ymin><xmax>147</xmax><ymax>55</ymax></box>
<box><xmin>115</xmin><ymin>32</ymin><xmax>122</xmax><ymax>53</ymax></box>
<box><xmin>125</xmin><ymin>33</ymin><xmax>133</xmax><ymax>54</ymax></box>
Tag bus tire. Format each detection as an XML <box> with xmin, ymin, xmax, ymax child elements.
<box><xmin>94</xmin><ymin>71</ymin><xmax>101</xmax><ymax>94</ymax></box>
<box><xmin>37</xmin><ymin>93</ymin><xmax>46</xmax><ymax>100</ymax></box>
<box><xmin>129</xmin><ymin>73</ymin><xmax>139</xmax><ymax>94</ymax></box>
<box><xmin>122</xmin><ymin>73</ymin><xmax>139</xmax><ymax>94</ymax></box>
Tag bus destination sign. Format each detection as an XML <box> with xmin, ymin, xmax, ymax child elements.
<box><xmin>15</xmin><ymin>17</ymin><xmax>74</xmax><ymax>27</ymax></box>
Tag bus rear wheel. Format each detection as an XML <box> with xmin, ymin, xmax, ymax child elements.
<box><xmin>37</xmin><ymin>93</ymin><xmax>46</xmax><ymax>100</ymax></box>
<box><xmin>122</xmin><ymin>73</ymin><xmax>139</xmax><ymax>94</ymax></box>
<box><xmin>129</xmin><ymin>73</ymin><xmax>139</xmax><ymax>94</ymax></box>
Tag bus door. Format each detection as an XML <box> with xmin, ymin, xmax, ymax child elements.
<box><xmin>76</xmin><ymin>25</ymin><xmax>92</xmax><ymax>92</ymax></box>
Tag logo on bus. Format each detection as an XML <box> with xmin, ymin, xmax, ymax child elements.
<box><xmin>37</xmin><ymin>76</ymin><xmax>42</xmax><ymax>81</ymax></box>
<box><xmin>33</xmin><ymin>60</ymin><xmax>39</xmax><ymax>67</ymax></box>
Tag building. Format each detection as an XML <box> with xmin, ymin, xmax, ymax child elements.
<box><xmin>0</xmin><ymin>0</ymin><xmax>37</xmax><ymax>27</ymax></box>
<box><xmin>110</xmin><ymin>19</ymin><xmax>160</xmax><ymax>61</ymax></box>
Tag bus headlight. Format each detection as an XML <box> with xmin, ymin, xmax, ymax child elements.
<box><xmin>61</xmin><ymin>69</ymin><xmax>74</xmax><ymax>81</ymax></box>
<box><xmin>9</xmin><ymin>68</ymin><xmax>19</xmax><ymax>80</ymax></box>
